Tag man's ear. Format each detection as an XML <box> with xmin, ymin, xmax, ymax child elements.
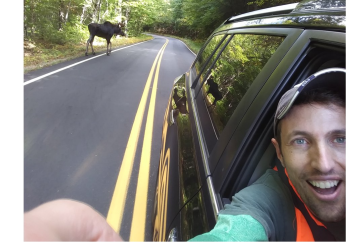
<box><xmin>271</xmin><ymin>138</ymin><xmax>285</xmax><ymax>167</ymax></box>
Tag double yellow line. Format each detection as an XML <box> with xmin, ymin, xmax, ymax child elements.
<box><xmin>106</xmin><ymin>39</ymin><xmax>169</xmax><ymax>240</ymax></box>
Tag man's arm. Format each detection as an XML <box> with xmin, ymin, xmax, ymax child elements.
<box><xmin>189</xmin><ymin>214</ymin><xmax>267</xmax><ymax>241</ymax></box>
<box><xmin>189</xmin><ymin>169</ymin><xmax>295</xmax><ymax>241</ymax></box>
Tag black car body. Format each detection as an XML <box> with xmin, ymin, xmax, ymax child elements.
<box><xmin>153</xmin><ymin>0</ymin><xmax>346</xmax><ymax>240</ymax></box>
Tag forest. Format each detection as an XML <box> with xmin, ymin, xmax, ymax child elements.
<box><xmin>23</xmin><ymin>0</ymin><xmax>297</xmax><ymax>71</ymax></box>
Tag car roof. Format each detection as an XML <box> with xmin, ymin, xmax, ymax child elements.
<box><xmin>215</xmin><ymin>0</ymin><xmax>346</xmax><ymax>33</ymax></box>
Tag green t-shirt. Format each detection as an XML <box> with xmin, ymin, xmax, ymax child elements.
<box><xmin>189</xmin><ymin>169</ymin><xmax>296</xmax><ymax>241</ymax></box>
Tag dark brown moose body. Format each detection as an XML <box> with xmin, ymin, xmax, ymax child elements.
<box><xmin>85</xmin><ymin>21</ymin><xmax>125</xmax><ymax>56</ymax></box>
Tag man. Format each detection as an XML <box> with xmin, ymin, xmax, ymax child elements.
<box><xmin>190</xmin><ymin>68</ymin><xmax>346</xmax><ymax>241</ymax></box>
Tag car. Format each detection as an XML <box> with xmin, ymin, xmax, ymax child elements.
<box><xmin>152</xmin><ymin>0</ymin><xmax>346</xmax><ymax>241</ymax></box>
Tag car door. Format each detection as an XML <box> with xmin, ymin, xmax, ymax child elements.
<box><xmin>152</xmin><ymin>33</ymin><xmax>230</xmax><ymax>242</ymax></box>
<box><xmin>174</xmin><ymin>28</ymin><xmax>304</xmax><ymax>241</ymax></box>
<box><xmin>177</xmin><ymin>29</ymin><xmax>345</xmax><ymax>240</ymax></box>
<box><xmin>214</xmin><ymin>29</ymin><xmax>345</xmax><ymax>210</ymax></box>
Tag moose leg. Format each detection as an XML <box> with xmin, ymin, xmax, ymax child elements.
<box><xmin>90</xmin><ymin>36</ymin><xmax>95</xmax><ymax>55</ymax></box>
<box><xmin>106</xmin><ymin>39</ymin><xmax>111</xmax><ymax>56</ymax></box>
<box><xmin>90</xmin><ymin>42</ymin><xmax>95</xmax><ymax>55</ymax></box>
<box><xmin>85</xmin><ymin>39</ymin><xmax>90</xmax><ymax>56</ymax></box>
<box><xmin>85</xmin><ymin>35</ymin><xmax>95</xmax><ymax>56</ymax></box>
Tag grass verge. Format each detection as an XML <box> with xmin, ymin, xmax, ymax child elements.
<box><xmin>146</xmin><ymin>33</ymin><xmax>204</xmax><ymax>54</ymax></box>
<box><xmin>24</xmin><ymin>33</ymin><xmax>204</xmax><ymax>74</ymax></box>
<box><xmin>24</xmin><ymin>34</ymin><xmax>153</xmax><ymax>73</ymax></box>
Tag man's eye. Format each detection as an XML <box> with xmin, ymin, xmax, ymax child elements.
<box><xmin>334</xmin><ymin>137</ymin><xmax>346</xmax><ymax>144</ymax></box>
<box><xmin>294</xmin><ymin>139</ymin><xmax>306</xmax><ymax>144</ymax></box>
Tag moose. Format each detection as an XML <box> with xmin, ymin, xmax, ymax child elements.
<box><xmin>85</xmin><ymin>21</ymin><xmax>125</xmax><ymax>56</ymax></box>
<box><xmin>206</xmin><ymin>76</ymin><xmax>223</xmax><ymax>106</ymax></box>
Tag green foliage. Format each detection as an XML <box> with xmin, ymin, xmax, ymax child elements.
<box><xmin>24</xmin><ymin>0</ymin><xmax>85</xmax><ymax>43</ymax></box>
<box><xmin>63</xmin><ymin>21</ymin><xmax>89</xmax><ymax>44</ymax></box>
<box><xmin>205</xmin><ymin>34</ymin><xmax>285</xmax><ymax>134</ymax></box>
<box><xmin>148</xmin><ymin>0</ymin><xmax>299</xmax><ymax>39</ymax></box>
<box><xmin>23</xmin><ymin>0</ymin><xmax>299</xmax><ymax>48</ymax></box>
<box><xmin>247</xmin><ymin>0</ymin><xmax>297</xmax><ymax>7</ymax></box>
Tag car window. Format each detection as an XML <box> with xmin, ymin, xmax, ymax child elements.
<box><xmin>191</xmin><ymin>34</ymin><xmax>228</xmax><ymax>87</ymax></box>
<box><xmin>200</xmin><ymin>34</ymin><xmax>285</xmax><ymax>139</ymax></box>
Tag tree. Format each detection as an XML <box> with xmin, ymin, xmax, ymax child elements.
<box><xmin>24</xmin><ymin>0</ymin><xmax>299</xmax><ymax>44</ymax></box>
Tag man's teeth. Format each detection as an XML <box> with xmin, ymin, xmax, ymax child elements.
<box><xmin>309</xmin><ymin>180</ymin><xmax>339</xmax><ymax>189</ymax></box>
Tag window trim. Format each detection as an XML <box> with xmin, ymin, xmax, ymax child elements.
<box><xmin>194</xmin><ymin>34</ymin><xmax>234</xmax><ymax>97</ymax></box>
<box><xmin>191</xmin><ymin>34</ymin><xmax>229</xmax><ymax>88</ymax></box>
<box><xmin>204</xmin><ymin>28</ymin><xmax>303</xmax><ymax>174</ymax></box>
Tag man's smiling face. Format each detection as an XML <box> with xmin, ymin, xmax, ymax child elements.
<box><xmin>272</xmin><ymin>103</ymin><xmax>345</xmax><ymax>222</ymax></box>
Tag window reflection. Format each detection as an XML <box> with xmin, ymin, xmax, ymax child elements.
<box><xmin>194</xmin><ymin>35</ymin><xmax>227</xmax><ymax>85</ymax></box>
<box><xmin>206</xmin><ymin>74</ymin><xmax>222</xmax><ymax>106</ymax></box>
<box><xmin>180</xmin><ymin>190</ymin><xmax>209</xmax><ymax>241</ymax></box>
<box><xmin>173</xmin><ymin>88</ymin><xmax>188</xmax><ymax>115</ymax></box>
<box><xmin>202</xmin><ymin>34</ymin><xmax>285</xmax><ymax>136</ymax></box>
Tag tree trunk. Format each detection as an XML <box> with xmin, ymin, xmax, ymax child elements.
<box><xmin>59</xmin><ymin>0</ymin><xmax>66</xmax><ymax>30</ymax></box>
<box><xmin>65</xmin><ymin>0</ymin><xmax>72</xmax><ymax>23</ymax></box>
<box><xmin>118</xmin><ymin>0</ymin><xmax>123</xmax><ymax>20</ymax></box>
<box><xmin>92</xmin><ymin>0</ymin><xmax>101</xmax><ymax>22</ymax></box>
<box><xmin>97</xmin><ymin>0</ymin><xmax>102</xmax><ymax>22</ymax></box>
<box><xmin>30</xmin><ymin>0</ymin><xmax>35</xmax><ymax>36</ymax></box>
<box><xmin>125</xmin><ymin>7</ymin><xmax>129</xmax><ymax>38</ymax></box>
<box><xmin>101</xmin><ymin>1</ymin><xmax>109</xmax><ymax>21</ymax></box>
<box><xmin>59</xmin><ymin>8</ymin><xmax>62</xmax><ymax>30</ymax></box>
<box><xmin>80</xmin><ymin>0</ymin><xmax>92</xmax><ymax>23</ymax></box>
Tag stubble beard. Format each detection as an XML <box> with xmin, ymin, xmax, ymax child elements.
<box><xmin>291</xmin><ymin>172</ymin><xmax>346</xmax><ymax>223</ymax></box>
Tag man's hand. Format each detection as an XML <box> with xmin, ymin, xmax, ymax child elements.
<box><xmin>24</xmin><ymin>199</ymin><xmax>123</xmax><ymax>241</ymax></box>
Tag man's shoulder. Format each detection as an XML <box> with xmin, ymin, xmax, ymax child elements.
<box><xmin>245</xmin><ymin>169</ymin><xmax>288</xmax><ymax>193</ymax></box>
<box><xmin>223</xmin><ymin>169</ymin><xmax>293</xmax><ymax>214</ymax></box>
<box><xmin>220</xmin><ymin>169</ymin><xmax>296</xmax><ymax>240</ymax></box>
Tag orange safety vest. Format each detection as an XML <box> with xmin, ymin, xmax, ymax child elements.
<box><xmin>274</xmin><ymin>166</ymin><xmax>336</xmax><ymax>241</ymax></box>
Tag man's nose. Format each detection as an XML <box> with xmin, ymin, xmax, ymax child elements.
<box><xmin>310</xmin><ymin>141</ymin><xmax>335</xmax><ymax>173</ymax></box>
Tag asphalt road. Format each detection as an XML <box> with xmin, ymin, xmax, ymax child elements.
<box><xmin>24</xmin><ymin>34</ymin><xmax>196</xmax><ymax>240</ymax></box>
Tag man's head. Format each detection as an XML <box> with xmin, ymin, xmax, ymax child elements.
<box><xmin>271</xmin><ymin>68</ymin><xmax>346</xmax><ymax>223</ymax></box>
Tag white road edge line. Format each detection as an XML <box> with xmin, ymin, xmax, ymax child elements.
<box><xmin>24</xmin><ymin>40</ymin><xmax>151</xmax><ymax>86</ymax></box>
<box><xmin>179</xmin><ymin>39</ymin><xmax>197</xmax><ymax>56</ymax></box>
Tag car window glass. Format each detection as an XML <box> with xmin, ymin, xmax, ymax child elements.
<box><xmin>193</xmin><ymin>35</ymin><xmax>227</xmax><ymax>86</ymax></box>
<box><xmin>202</xmin><ymin>34</ymin><xmax>285</xmax><ymax>137</ymax></box>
